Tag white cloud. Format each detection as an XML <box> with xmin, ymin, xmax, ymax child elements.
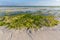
<box><xmin>56</xmin><ymin>0</ymin><xmax>60</xmax><ymax>1</ymax></box>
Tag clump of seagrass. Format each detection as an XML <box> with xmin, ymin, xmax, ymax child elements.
<box><xmin>0</xmin><ymin>13</ymin><xmax>59</xmax><ymax>30</ymax></box>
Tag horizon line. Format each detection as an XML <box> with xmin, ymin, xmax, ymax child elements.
<box><xmin>0</xmin><ymin>5</ymin><xmax>60</xmax><ymax>7</ymax></box>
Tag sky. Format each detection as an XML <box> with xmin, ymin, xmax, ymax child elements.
<box><xmin>0</xmin><ymin>0</ymin><xmax>60</xmax><ymax>6</ymax></box>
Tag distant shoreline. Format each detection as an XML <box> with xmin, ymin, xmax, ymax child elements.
<box><xmin>0</xmin><ymin>6</ymin><xmax>60</xmax><ymax>7</ymax></box>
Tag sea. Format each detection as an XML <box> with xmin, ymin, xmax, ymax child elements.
<box><xmin>0</xmin><ymin>6</ymin><xmax>60</xmax><ymax>16</ymax></box>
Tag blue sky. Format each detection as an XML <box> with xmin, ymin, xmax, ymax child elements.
<box><xmin>0</xmin><ymin>0</ymin><xmax>60</xmax><ymax>6</ymax></box>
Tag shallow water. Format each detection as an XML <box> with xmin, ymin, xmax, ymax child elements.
<box><xmin>0</xmin><ymin>7</ymin><xmax>60</xmax><ymax>16</ymax></box>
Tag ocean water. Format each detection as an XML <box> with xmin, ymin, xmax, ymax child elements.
<box><xmin>0</xmin><ymin>6</ymin><xmax>60</xmax><ymax>16</ymax></box>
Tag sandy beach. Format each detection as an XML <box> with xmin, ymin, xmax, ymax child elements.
<box><xmin>0</xmin><ymin>7</ymin><xmax>60</xmax><ymax>40</ymax></box>
<box><xmin>0</xmin><ymin>23</ymin><xmax>60</xmax><ymax>40</ymax></box>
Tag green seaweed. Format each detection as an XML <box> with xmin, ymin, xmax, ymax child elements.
<box><xmin>0</xmin><ymin>13</ymin><xmax>59</xmax><ymax>29</ymax></box>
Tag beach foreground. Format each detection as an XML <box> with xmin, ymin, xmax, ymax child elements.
<box><xmin>0</xmin><ymin>7</ymin><xmax>60</xmax><ymax>40</ymax></box>
<box><xmin>0</xmin><ymin>24</ymin><xmax>60</xmax><ymax>40</ymax></box>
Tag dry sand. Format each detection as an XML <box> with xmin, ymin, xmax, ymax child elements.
<box><xmin>0</xmin><ymin>24</ymin><xmax>60</xmax><ymax>40</ymax></box>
